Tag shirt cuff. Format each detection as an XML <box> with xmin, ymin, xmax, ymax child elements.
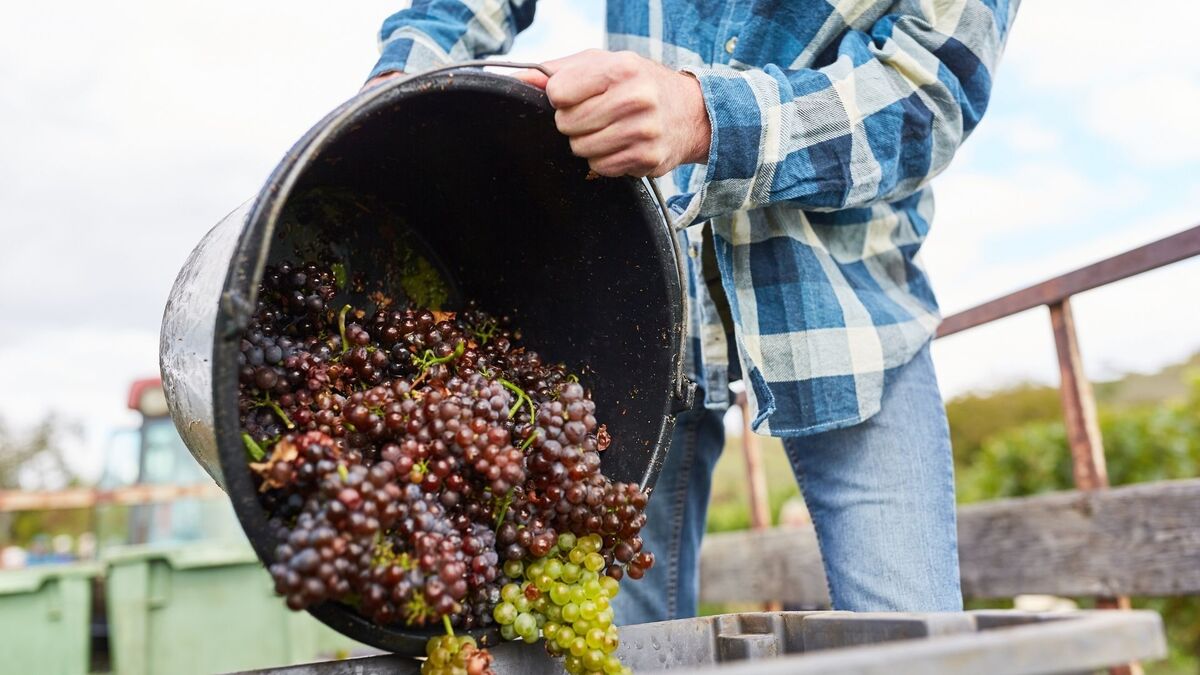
<box><xmin>368</xmin><ymin>31</ymin><xmax>454</xmax><ymax>81</ymax></box>
<box><xmin>669</xmin><ymin>65</ymin><xmax>771</xmax><ymax>226</ymax></box>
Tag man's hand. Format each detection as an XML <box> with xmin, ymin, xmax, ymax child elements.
<box><xmin>515</xmin><ymin>50</ymin><xmax>711</xmax><ymax>178</ymax></box>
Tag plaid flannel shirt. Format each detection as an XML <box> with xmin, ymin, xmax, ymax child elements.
<box><xmin>371</xmin><ymin>0</ymin><xmax>1018</xmax><ymax>436</ymax></box>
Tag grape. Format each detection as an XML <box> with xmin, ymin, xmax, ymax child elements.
<box><xmin>492</xmin><ymin>536</ymin><xmax>634</xmax><ymax>673</ymax></box>
<box><xmin>240</xmin><ymin>260</ymin><xmax>648</xmax><ymax>674</ymax></box>
<box><xmin>421</xmin><ymin>633</ymin><xmax>495</xmax><ymax>675</ymax></box>
<box><xmin>493</xmin><ymin>602</ymin><xmax>516</xmax><ymax>625</ymax></box>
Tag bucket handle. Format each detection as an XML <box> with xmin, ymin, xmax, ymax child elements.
<box><xmin>644</xmin><ymin>174</ymin><xmax>696</xmax><ymax>413</ymax></box>
<box><xmin>384</xmin><ymin>59</ymin><xmax>552</xmax><ymax>82</ymax></box>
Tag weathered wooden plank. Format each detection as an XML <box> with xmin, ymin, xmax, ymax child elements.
<box><xmin>699</xmin><ymin>525</ymin><xmax>831</xmax><ymax>606</ymax></box>
<box><xmin>959</xmin><ymin>479</ymin><xmax>1200</xmax><ymax>598</ymax></box>
<box><xmin>700</xmin><ymin>479</ymin><xmax>1200</xmax><ymax>603</ymax></box>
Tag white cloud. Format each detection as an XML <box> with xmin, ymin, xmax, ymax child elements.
<box><xmin>998</xmin><ymin>0</ymin><xmax>1200</xmax><ymax>168</ymax></box>
<box><xmin>989</xmin><ymin>116</ymin><xmax>1063</xmax><ymax>155</ymax></box>
<box><xmin>1086</xmin><ymin>73</ymin><xmax>1200</xmax><ymax>167</ymax></box>
<box><xmin>1003</xmin><ymin>0</ymin><xmax>1200</xmax><ymax>90</ymax></box>
<box><xmin>506</xmin><ymin>0</ymin><xmax>604</xmax><ymax>62</ymax></box>
<box><xmin>932</xmin><ymin>310</ymin><xmax>1059</xmax><ymax>397</ymax></box>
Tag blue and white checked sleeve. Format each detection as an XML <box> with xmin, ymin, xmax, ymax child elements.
<box><xmin>369</xmin><ymin>1</ymin><xmax>538</xmax><ymax>80</ymax></box>
<box><xmin>672</xmin><ymin>0</ymin><xmax>1014</xmax><ymax>225</ymax></box>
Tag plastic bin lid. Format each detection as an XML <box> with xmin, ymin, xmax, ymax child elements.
<box><xmin>0</xmin><ymin>562</ymin><xmax>103</xmax><ymax>595</ymax></box>
<box><xmin>101</xmin><ymin>542</ymin><xmax>258</xmax><ymax>570</ymax></box>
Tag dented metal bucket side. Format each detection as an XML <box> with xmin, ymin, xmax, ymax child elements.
<box><xmin>159</xmin><ymin>201</ymin><xmax>251</xmax><ymax>488</ymax></box>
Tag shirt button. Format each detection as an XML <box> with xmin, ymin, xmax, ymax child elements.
<box><xmin>724</xmin><ymin>36</ymin><xmax>738</xmax><ymax>54</ymax></box>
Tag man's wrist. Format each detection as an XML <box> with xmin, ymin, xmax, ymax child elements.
<box><xmin>678</xmin><ymin>71</ymin><xmax>712</xmax><ymax>165</ymax></box>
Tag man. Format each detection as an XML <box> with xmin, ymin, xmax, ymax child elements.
<box><xmin>365</xmin><ymin>0</ymin><xmax>1017</xmax><ymax>624</ymax></box>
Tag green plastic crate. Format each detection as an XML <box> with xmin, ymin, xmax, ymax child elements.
<box><xmin>0</xmin><ymin>562</ymin><xmax>100</xmax><ymax>675</ymax></box>
<box><xmin>104</xmin><ymin>544</ymin><xmax>366</xmax><ymax>675</ymax></box>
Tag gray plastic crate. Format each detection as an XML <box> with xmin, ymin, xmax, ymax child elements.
<box><xmin>233</xmin><ymin>609</ymin><xmax>1166</xmax><ymax>675</ymax></box>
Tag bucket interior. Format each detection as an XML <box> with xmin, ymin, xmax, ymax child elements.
<box><xmin>212</xmin><ymin>72</ymin><xmax>686</xmax><ymax>652</ymax></box>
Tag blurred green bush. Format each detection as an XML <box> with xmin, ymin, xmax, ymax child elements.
<box><xmin>953</xmin><ymin>373</ymin><xmax>1200</xmax><ymax>673</ymax></box>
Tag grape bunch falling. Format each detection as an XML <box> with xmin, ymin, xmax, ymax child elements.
<box><xmin>238</xmin><ymin>260</ymin><xmax>652</xmax><ymax>675</ymax></box>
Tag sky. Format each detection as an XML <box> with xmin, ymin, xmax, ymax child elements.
<box><xmin>1</xmin><ymin>1</ymin><xmax>1198</xmax><ymax>481</ymax></box>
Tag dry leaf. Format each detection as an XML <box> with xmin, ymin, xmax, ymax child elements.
<box><xmin>249</xmin><ymin>436</ymin><xmax>301</xmax><ymax>491</ymax></box>
<box><xmin>596</xmin><ymin>424</ymin><xmax>612</xmax><ymax>451</ymax></box>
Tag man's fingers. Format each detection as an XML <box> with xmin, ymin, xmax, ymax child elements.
<box><xmin>540</xmin><ymin>50</ymin><xmax>617</xmax><ymax>108</ymax></box>
<box><xmin>567</xmin><ymin>119</ymin><xmax>656</xmax><ymax>159</ymax></box>
<box><xmin>512</xmin><ymin>68</ymin><xmax>550</xmax><ymax>89</ymax></box>
<box><xmin>555</xmin><ymin>85</ymin><xmax>653</xmax><ymax>136</ymax></box>
<box><xmin>588</xmin><ymin>149</ymin><xmax>648</xmax><ymax>178</ymax></box>
<box><xmin>555</xmin><ymin>95</ymin><xmax>623</xmax><ymax>136</ymax></box>
<box><xmin>546</xmin><ymin>67</ymin><xmax>611</xmax><ymax>109</ymax></box>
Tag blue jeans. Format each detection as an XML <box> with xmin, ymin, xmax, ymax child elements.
<box><xmin>612</xmin><ymin>344</ymin><xmax>962</xmax><ymax>623</ymax></box>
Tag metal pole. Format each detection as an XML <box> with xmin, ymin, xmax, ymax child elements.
<box><xmin>1048</xmin><ymin>298</ymin><xmax>1138</xmax><ymax>675</ymax></box>
<box><xmin>1049</xmin><ymin>299</ymin><xmax>1108</xmax><ymax>490</ymax></box>
<box><xmin>737</xmin><ymin>391</ymin><xmax>779</xmax><ymax>611</ymax></box>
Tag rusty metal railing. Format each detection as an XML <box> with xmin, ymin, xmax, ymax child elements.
<box><xmin>935</xmin><ymin>223</ymin><xmax>1200</xmax><ymax>675</ymax></box>
<box><xmin>938</xmin><ymin>223</ymin><xmax>1200</xmax><ymax>503</ymax></box>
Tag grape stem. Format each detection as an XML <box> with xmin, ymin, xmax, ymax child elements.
<box><xmin>498</xmin><ymin>378</ymin><xmax>537</xmax><ymax>421</ymax></box>
<box><xmin>411</xmin><ymin>341</ymin><xmax>466</xmax><ymax>385</ymax></box>
<box><xmin>337</xmin><ymin>304</ymin><xmax>352</xmax><ymax>356</ymax></box>
<box><xmin>468</xmin><ymin>318</ymin><xmax>498</xmax><ymax>345</ymax></box>
<box><xmin>241</xmin><ymin>433</ymin><xmax>266</xmax><ymax>461</ymax></box>
<box><xmin>493</xmin><ymin>487</ymin><xmax>515</xmax><ymax>535</ymax></box>
<box><xmin>443</xmin><ymin>614</ymin><xmax>455</xmax><ymax>637</ymax></box>
<box><xmin>519</xmin><ymin>428</ymin><xmax>539</xmax><ymax>452</ymax></box>
<box><xmin>257</xmin><ymin>393</ymin><xmax>295</xmax><ymax>430</ymax></box>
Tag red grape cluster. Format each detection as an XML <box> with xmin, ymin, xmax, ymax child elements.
<box><xmin>240</xmin><ymin>260</ymin><xmax>654</xmax><ymax>672</ymax></box>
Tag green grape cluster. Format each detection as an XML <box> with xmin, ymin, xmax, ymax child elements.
<box><xmin>421</xmin><ymin>631</ymin><xmax>494</xmax><ymax>675</ymax></box>
<box><xmin>490</xmin><ymin>533</ymin><xmax>630</xmax><ymax>675</ymax></box>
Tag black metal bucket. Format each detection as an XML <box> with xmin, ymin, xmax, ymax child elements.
<box><xmin>166</xmin><ymin>65</ymin><xmax>692</xmax><ymax>653</ymax></box>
